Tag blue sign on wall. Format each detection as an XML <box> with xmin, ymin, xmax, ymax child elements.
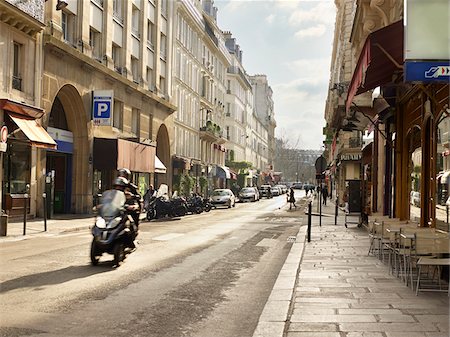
<box><xmin>92</xmin><ymin>90</ymin><xmax>113</xmax><ymax>126</ymax></box>
<box><xmin>405</xmin><ymin>61</ymin><xmax>450</xmax><ymax>82</ymax></box>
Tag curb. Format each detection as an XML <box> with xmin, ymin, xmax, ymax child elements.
<box><xmin>252</xmin><ymin>224</ymin><xmax>307</xmax><ymax>337</ymax></box>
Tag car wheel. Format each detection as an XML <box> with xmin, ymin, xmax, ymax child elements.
<box><xmin>232</xmin><ymin>200</ymin><xmax>236</xmax><ymax>207</ymax></box>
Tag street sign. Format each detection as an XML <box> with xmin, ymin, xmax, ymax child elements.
<box><xmin>92</xmin><ymin>90</ymin><xmax>113</xmax><ymax>126</ymax></box>
<box><xmin>315</xmin><ymin>155</ymin><xmax>327</xmax><ymax>174</ymax></box>
<box><xmin>1</xmin><ymin>125</ymin><xmax>8</xmax><ymax>143</ymax></box>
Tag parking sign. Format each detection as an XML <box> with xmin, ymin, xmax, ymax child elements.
<box><xmin>92</xmin><ymin>90</ymin><xmax>113</xmax><ymax>126</ymax></box>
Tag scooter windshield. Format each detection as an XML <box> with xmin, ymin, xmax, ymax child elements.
<box><xmin>99</xmin><ymin>190</ymin><xmax>126</xmax><ymax>218</ymax></box>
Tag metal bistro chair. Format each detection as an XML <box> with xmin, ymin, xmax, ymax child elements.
<box><xmin>409</xmin><ymin>230</ymin><xmax>449</xmax><ymax>290</ymax></box>
<box><xmin>414</xmin><ymin>234</ymin><xmax>450</xmax><ymax>295</ymax></box>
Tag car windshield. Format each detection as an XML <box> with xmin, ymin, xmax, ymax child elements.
<box><xmin>213</xmin><ymin>190</ymin><xmax>229</xmax><ymax>196</ymax></box>
<box><xmin>241</xmin><ymin>188</ymin><xmax>254</xmax><ymax>193</ymax></box>
<box><xmin>99</xmin><ymin>190</ymin><xmax>126</xmax><ymax>218</ymax></box>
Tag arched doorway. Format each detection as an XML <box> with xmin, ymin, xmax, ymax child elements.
<box><xmin>46</xmin><ymin>85</ymin><xmax>90</xmax><ymax>214</ymax></box>
<box><xmin>156</xmin><ymin>124</ymin><xmax>170</xmax><ymax>190</ymax></box>
<box><xmin>407</xmin><ymin>126</ymin><xmax>421</xmax><ymax>223</ymax></box>
<box><xmin>435</xmin><ymin>110</ymin><xmax>450</xmax><ymax>230</ymax></box>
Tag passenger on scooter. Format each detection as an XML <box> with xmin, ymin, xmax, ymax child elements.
<box><xmin>117</xmin><ymin>168</ymin><xmax>141</xmax><ymax>225</ymax></box>
<box><xmin>113</xmin><ymin>176</ymin><xmax>140</xmax><ymax>248</ymax></box>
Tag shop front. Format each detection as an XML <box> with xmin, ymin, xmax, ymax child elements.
<box><xmin>93</xmin><ymin>138</ymin><xmax>161</xmax><ymax>201</ymax></box>
<box><xmin>1</xmin><ymin>99</ymin><xmax>57</xmax><ymax>217</ymax></box>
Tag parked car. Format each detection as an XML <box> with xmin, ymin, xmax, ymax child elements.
<box><xmin>259</xmin><ymin>185</ymin><xmax>273</xmax><ymax>198</ymax></box>
<box><xmin>238</xmin><ymin>187</ymin><xmax>259</xmax><ymax>202</ymax></box>
<box><xmin>211</xmin><ymin>189</ymin><xmax>236</xmax><ymax>208</ymax></box>
<box><xmin>292</xmin><ymin>183</ymin><xmax>303</xmax><ymax>189</ymax></box>
<box><xmin>275</xmin><ymin>184</ymin><xmax>287</xmax><ymax>194</ymax></box>
<box><xmin>271</xmin><ymin>186</ymin><xmax>281</xmax><ymax>196</ymax></box>
<box><xmin>410</xmin><ymin>191</ymin><xmax>420</xmax><ymax>207</ymax></box>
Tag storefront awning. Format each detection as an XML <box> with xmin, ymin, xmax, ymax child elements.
<box><xmin>229</xmin><ymin>169</ymin><xmax>238</xmax><ymax>180</ymax></box>
<box><xmin>346</xmin><ymin>20</ymin><xmax>404</xmax><ymax>112</ymax></box>
<box><xmin>212</xmin><ymin>165</ymin><xmax>231</xmax><ymax>179</ymax></box>
<box><xmin>93</xmin><ymin>138</ymin><xmax>158</xmax><ymax>173</ymax></box>
<box><xmin>155</xmin><ymin>155</ymin><xmax>167</xmax><ymax>174</ymax></box>
<box><xmin>8</xmin><ymin>113</ymin><xmax>57</xmax><ymax>149</ymax></box>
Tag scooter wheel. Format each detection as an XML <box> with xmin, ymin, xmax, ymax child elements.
<box><xmin>113</xmin><ymin>243</ymin><xmax>125</xmax><ymax>267</ymax></box>
<box><xmin>90</xmin><ymin>240</ymin><xmax>100</xmax><ymax>266</ymax></box>
<box><xmin>204</xmin><ymin>204</ymin><xmax>212</xmax><ymax>212</ymax></box>
<box><xmin>146</xmin><ymin>209</ymin><xmax>155</xmax><ymax>221</ymax></box>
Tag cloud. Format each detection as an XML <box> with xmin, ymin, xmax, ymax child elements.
<box><xmin>266</xmin><ymin>14</ymin><xmax>276</xmax><ymax>24</ymax></box>
<box><xmin>294</xmin><ymin>24</ymin><xmax>326</xmax><ymax>39</ymax></box>
<box><xmin>288</xmin><ymin>2</ymin><xmax>336</xmax><ymax>26</ymax></box>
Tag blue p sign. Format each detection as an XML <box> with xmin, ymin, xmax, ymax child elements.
<box><xmin>94</xmin><ymin>101</ymin><xmax>111</xmax><ymax>118</ymax></box>
<box><xmin>92</xmin><ymin>90</ymin><xmax>113</xmax><ymax>126</ymax></box>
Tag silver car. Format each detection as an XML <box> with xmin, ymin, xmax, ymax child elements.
<box><xmin>211</xmin><ymin>189</ymin><xmax>236</xmax><ymax>208</ymax></box>
<box><xmin>238</xmin><ymin>187</ymin><xmax>259</xmax><ymax>202</ymax></box>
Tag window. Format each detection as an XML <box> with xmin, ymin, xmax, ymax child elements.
<box><xmin>147</xmin><ymin>20</ymin><xmax>155</xmax><ymax>50</ymax></box>
<box><xmin>161</xmin><ymin>0</ymin><xmax>167</xmax><ymax>17</ymax></box>
<box><xmin>149</xmin><ymin>113</ymin><xmax>153</xmax><ymax>139</ymax></box>
<box><xmin>113</xmin><ymin>100</ymin><xmax>123</xmax><ymax>130</ymax></box>
<box><xmin>113</xmin><ymin>0</ymin><xmax>123</xmax><ymax>22</ymax></box>
<box><xmin>112</xmin><ymin>44</ymin><xmax>121</xmax><ymax>71</ymax></box>
<box><xmin>12</xmin><ymin>42</ymin><xmax>22</xmax><ymax>91</ymax></box>
<box><xmin>62</xmin><ymin>11</ymin><xmax>75</xmax><ymax>43</ymax></box>
<box><xmin>131</xmin><ymin>56</ymin><xmax>139</xmax><ymax>83</ymax></box>
<box><xmin>159</xmin><ymin>76</ymin><xmax>166</xmax><ymax>95</ymax></box>
<box><xmin>147</xmin><ymin>67</ymin><xmax>154</xmax><ymax>91</ymax></box>
<box><xmin>131</xmin><ymin>108</ymin><xmax>140</xmax><ymax>137</ymax></box>
<box><xmin>89</xmin><ymin>28</ymin><xmax>102</xmax><ymax>59</ymax></box>
<box><xmin>160</xmin><ymin>33</ymin><xmax>166</xmax><ymax>60</ymax></box>
<box><xmin>132</xmin><ymin>5</ymin><xmax>140</xmax><ymax>37</ymax></box>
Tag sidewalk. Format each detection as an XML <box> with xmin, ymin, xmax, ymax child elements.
<box><xmin>254</xmin><ymin>197</ymin><xmax>450</xmax><ymax>337</ymax></box>
<box><xmin>0</xmin><ymin>214</ymin><xmax>94</xmax><ymax>242</ymax></box>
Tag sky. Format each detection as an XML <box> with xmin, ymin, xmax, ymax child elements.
<box><xmin>214</xmin><ymin>0</ymin><xmax>336</xmax><ymax>150</ymax></box>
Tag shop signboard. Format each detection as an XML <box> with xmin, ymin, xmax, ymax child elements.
<box><xmin>405</xmin><ymin>0</ymin><xmax>449</xmax><ymax>82</ymax></box>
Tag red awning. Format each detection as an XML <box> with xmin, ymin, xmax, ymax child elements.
<box><xmin>346</xmin><ymin>21</ymin><xmax>404</xmax><ymax>112</ymax></box>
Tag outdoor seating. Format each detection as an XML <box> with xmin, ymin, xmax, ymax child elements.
<box><xmin>401</xmin><ymin>228</ymin><xmax>448</xmax><ymax>288</ymax></box>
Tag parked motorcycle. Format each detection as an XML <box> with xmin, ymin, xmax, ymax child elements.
<box><xmin>202</xmin><ymin>196</ymin><xmax>212</xmax><ymax>212</ymax></box>
<box><xmin>145</xmin><ymin>185</ymin><xmax>187</xmax><ymax>220</ymax></box>
<box><xmin>186</xmin><ymin>194</ymin><xmax>205</xmax><ymax>214</ymax></box>
<box><xmin>90</xmin><ymin>189</ymin><xmax>137</xmax><ymax>267</ymax></box>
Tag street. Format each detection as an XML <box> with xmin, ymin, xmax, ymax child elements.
<box><xmin>0</xmin><ymin>192</ymin><xmax>305</xmax><ymax>337</ymax></box>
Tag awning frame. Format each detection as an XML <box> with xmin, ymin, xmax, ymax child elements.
<box><xmin>346</xmin><ymin>21</ymin><xmax>404</xmax><ymax>112</ymax></box>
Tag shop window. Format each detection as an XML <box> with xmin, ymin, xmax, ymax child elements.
<box><xmin>3</xmin><ymin>141</ymin><xmax>31</xmax><ymax>194</ymax></box>
<box><xmin>436</xmin><ymin>112</ymin><xmax>450</xmax><ymax>231</ymax></box>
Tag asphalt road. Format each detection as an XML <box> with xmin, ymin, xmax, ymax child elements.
<box><xmin>0</xmin><ymin>191</ymin><xmax>305</xmax><ymax>337</ymax></box>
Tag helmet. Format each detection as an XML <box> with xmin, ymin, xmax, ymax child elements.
<box><xmin>118</xmin><ymin>168</ymin><xmax>131</xmax><ymax>180</ymax></box>
<box><xmin>113</xmin><ymin>176</ymin><xmax>129</xmax><ymax>189</ymax></box>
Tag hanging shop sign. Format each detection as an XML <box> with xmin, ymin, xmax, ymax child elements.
<box><xmin>340</xmin><ymin>153</ymin><xmax>362</xmax><ymax>161</ymax></box>
<box><xmin>404</xmin><ymin>0</ymin><xmax>449</xmax><ymax>82</ymax></box>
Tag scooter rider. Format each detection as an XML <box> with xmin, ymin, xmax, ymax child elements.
<box><xmin>113</xmin><ymin>176</ymin><xmax>140</xmax><ymax>248</ymax></box>
<box><xmin>117</xmin><ymin>168</ymin><xmax>141</xmax><ymax>225</ymax></box>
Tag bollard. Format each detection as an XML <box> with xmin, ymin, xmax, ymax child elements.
<box><xmin>335</xmin><ymin>196</ymin><xmax>338</xmax><ymax>226</ymax></box>
<box><xmin>307</xmin><ymin>201</ymin><xmax>312</xmax><ymax>242</ymax></box>
<box><xmin>43</xmin><ymin>192</ymin><xmax>47</xmax><ymax>232</ymax></box>
<box><xmin>23</xmin><ymin>193</ymin><xmax>28</xmax><ymax>235</ymax></box>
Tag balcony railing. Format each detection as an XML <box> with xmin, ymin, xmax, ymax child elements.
<box><xmin>199</xmin><ymin>121</ymin><xmax>225</xmax><ymax>142</ymax></box>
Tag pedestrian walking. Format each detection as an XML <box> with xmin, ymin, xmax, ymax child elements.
<box><xmin>289</xmin><ymin>187</ymin><xmax>296</xmax><ymax>210</ymax></box>
<box><xmin>322</xmin><ymin>185</ymin><xmax>328</xmax><ymax>205</ymax></box>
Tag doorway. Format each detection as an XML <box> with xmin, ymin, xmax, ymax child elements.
<box><xmin>46</xmin><ymin>153</ymin><xmax>72</xmax><ymax>214</ymax></box>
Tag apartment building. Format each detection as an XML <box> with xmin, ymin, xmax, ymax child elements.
<box><xmin>1</xmin><ymin>0</ymin><xmax>52</xmax><ymax>217</ymax></box>
<box><xmin>172</xmin><ymin>0</ymin><xmax>233</xmax><ymax>194</ymax></box>
<box><xmin>250</xmin><ymin>74</ymin><xmax>275</xmax><ymax>182</ymax></box>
